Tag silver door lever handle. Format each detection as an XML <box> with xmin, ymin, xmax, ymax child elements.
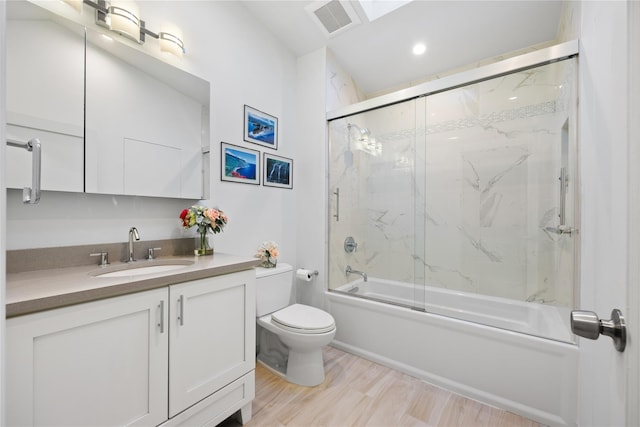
<box><xmin>571</xmin><ymin>309</ymin><xmax>626</xmax><ymax>352</ymax></box>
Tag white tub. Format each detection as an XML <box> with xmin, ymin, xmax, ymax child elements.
<box><xmin>337</xmin><ymin>278</ymin><xmax>573</xmax><ymax>342</ymax></box>
<box><xmin>329</xmin><ymin>279</ymin><xmax>579</xmax><ymax>427</ymax></box>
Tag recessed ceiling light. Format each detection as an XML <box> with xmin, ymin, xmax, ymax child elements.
<box><xmin>509</xmin><ymin>96</ymin><xmax>518</xmax><ymax>101</ymax></box>
<box><xmin>413</xmin><ymin>43</ymin><xmax>426</xmax><ymax>56</ymax></box>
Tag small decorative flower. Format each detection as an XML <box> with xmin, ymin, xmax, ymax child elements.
<box><xmin>179</xmin><ymin>205</ymin><xmax>227</xmax><ymax>235</ymax></box>
<box><xmin>255</xmin><ymin>241</ymin><xmax>278</xmax><ymax>261</ymax></box>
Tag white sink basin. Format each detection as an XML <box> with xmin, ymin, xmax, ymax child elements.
<box><xmin>91</xmin><ymin>260</ymin><xmax>194</xmax><ymax>278</ymax></box>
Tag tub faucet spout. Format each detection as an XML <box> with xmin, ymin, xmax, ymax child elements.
<box><xmin>346</xmin><ymin>265</ymin><xmax>367</xmax><ymax>282</ymax></box>
<box><xmin>128</xmin><ymin>227</ymin><xmax>140</xmax><ymax>262</ymax></box>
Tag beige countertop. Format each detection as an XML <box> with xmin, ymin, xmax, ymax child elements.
<box><xmin>6</xmin><ymin>253</ymin><xmax>260</xmax><ymax>318</ymax></box>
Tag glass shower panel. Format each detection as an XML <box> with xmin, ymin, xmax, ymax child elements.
<box><xmin>327</xmin><ymin>98</ymin><xmax>425</xmax><ymax>303</ymax></box>
<box><xmin>421</xmin><ymin>58</ymin><xmax>578</xmax><ymax>320</ymax></box>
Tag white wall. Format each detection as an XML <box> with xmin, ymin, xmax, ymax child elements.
<box><xmin>294</xmin><ymin>48</ymin><xmax>328</xmax><ymax>308</ymax></box>
<box><xmin>6</xmin><ymin>1</ymin><xmax>298</xmax><ymax>266</ymax></box>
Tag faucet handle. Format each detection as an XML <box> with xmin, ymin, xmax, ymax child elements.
<box><xmin>147</xmin><ymin>247</ymin><xmax>162</xmax><ymax>260</ymax></box>
<box><xmin>90</xmin><ymin>252</ymin><xmax>110</xmax><ymax>266</ymax></box>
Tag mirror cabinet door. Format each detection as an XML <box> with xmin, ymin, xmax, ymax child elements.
<box><xmin>6</xmin><ymin>3</ymin><xmax>85</xmax><ymax>193</ymax></box>
<box><xmin>6</xmin><ymin>1</ymin><xmax>210</xmax><ymax>200</ymax></box>
<box><xmin>85</xmin><ymin>29</ymin><xmax>208</xmax><ymax>199</ymax></box>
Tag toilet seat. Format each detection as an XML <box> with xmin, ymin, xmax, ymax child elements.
<box><xmin>271</xmin><ymin>304</ymin><xmax>336</xmax><ymax>334</ymax></box>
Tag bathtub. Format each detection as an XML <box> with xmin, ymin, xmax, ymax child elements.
<box><xmin>328</xmin><ymin>278</ymin><xmax>579</xmax><ymax>427</ymax></box>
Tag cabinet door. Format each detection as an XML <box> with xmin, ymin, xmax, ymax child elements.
<box><xmin>169</xmin><ymin>270</ymin><xmax>256</xmax><ymax>417</ymax></box>
<box><xmin>6</xmin><ymin>6</ymin><xmax>85</xmax><ymax>193</ymax></box>
<box><xmin>6</xmin><ymin>288</ymin><xmax>169</xmax><ymax>427</ymax></box>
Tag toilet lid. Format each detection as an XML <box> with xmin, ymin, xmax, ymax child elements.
<box><xmin>271</xmin><ymin>304</ymin><xmax>336</xmax><ymax>334</ymax></box>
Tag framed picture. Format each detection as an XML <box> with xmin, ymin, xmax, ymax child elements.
<box><xmin>244</xmin><ymin>105</ymin><xmax>278</xmax><ymax>149</ymax></box>
<box><xmin>221</xmin><ymin>142</ymin><xmax>260</xmax><ymax>185</ymax></box>
<box><xmin>263</xmin><ymin>153</ymin><xmax>293</xmax><ymax>189</ymax></box>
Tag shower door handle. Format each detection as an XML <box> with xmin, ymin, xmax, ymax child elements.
<box><xmin>570</xmin><ymin>309</ymin><xmax>626</xmax><ymax>352</ymax></box>
<box><xmin>544</xmin><ymin>167</ymin><xmax>576</xmax><ymax>235</ymax></box>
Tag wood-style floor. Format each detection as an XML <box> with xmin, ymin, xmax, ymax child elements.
<box><xmin>220</xmin><ymin>346</ymin><xmax>543</xmax><ymax>427</ymax></box>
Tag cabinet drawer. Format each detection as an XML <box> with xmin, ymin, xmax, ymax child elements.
<box><xmin>162</xmin><ymin>370</ymin><xmax>255</xmax><ymax>427</ymax></box>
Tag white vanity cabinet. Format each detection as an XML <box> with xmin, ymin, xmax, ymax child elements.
<box><xmin>6</xmin><ymin>269</ymin><xmax>256</xmax><ymax>427</ymax></box>
<box><xmin>6</xmin><ymin>287</ymin><xmax>169</xmax><ymax>427</ymax></box>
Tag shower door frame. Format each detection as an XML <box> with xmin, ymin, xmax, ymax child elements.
<box><xmin>327</xmin><ymin>40</ymin><xmax>579</xmax><ymax>122</ymax></box>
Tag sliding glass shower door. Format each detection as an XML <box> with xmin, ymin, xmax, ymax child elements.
<box><xmin>327</xmin><ymin>98</ymin><xmax>425</xmax><ymax>300</ymax></box>
<box><xmin>419</xmin><ymin>58</ymin><xmax>578</xmax><ymax>308</ymax></box>
<box><xmin>328</xmin><ymin>56</ymin><xmax>579</xmax><ymax>342</ymax></box>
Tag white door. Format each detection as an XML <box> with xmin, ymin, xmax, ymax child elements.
<box><xmin>576</xmin><ymin>1</ymin><xmax>638</xmax><ymax>426</ymax></box>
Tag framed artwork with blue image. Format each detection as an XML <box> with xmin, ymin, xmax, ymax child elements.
<box><xmin>221</xmin><ymin>142</ymin><xmax>260</xmax><ymax>185</ymax></box>
<box><xmin>263</xmin><ymin>153</ymin><xmax>293</xmax><ymax>189</ymax></box>
<box><xmin>244</xmin><ymin>105</ymin><xmax>278</xmax><ymax>149</ymax></box>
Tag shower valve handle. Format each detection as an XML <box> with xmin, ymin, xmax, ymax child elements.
<box><xmin>570</xmin><ymin>309</ymin><xmax>626</xmax><ymax>352</ymax></box>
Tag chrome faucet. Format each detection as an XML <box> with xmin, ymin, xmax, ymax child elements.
<box><xmin>346</xmin><ymin>265</ymin><xmax>367</xmax><ymax>282</ymax></box>
<box><xmin>128</xmin><ymin>227</ymin><xmax>140</xmax><ymax>262</ymax></box>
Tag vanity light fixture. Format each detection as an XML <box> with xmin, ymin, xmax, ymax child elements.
<box><xmin>109</xmin><ymin>1</ymin><xmax>141</xmax><ymax>43</ymax></box>
<box><xmin>70</xmin><ymin>0</ymin><xmax>186</xmax><ymax>56</ymax></box>
<box><xmin>159</xmin><ymin>32</ymin><xmax>186</xmax><ymax>56</ymax></box>
<box><xmin>139</xmin><ymin>24</ymin><xmax>185</xmax><ymax>57</ymax></box>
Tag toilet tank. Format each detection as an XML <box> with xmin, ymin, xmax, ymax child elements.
<box><xmin>255</xmin><ymin>262</ymin><xmax>294</xmax><ymax>317</ymax></box>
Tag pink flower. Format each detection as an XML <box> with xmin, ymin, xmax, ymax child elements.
<box><xmin>205</xmin><ymin>209</ymin><xmax>220</xmax><ymax>222</ymax></box>
<box><xmin>255</xmin><ymin>241</ymin><xmax>279</xmax><ymax>261</ymax></box>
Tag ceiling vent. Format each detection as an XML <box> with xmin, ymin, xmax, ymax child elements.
<box><xmin>305</xmin><ymin>0</ymin><xmax>361</xmax><ymax>38</ymax></box>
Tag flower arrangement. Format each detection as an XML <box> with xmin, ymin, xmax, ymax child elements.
<box><xmin>255</xmin><ymin>241</ymin><xmax>278</xmax><ymax>268</ymax></box>
<box><xmin>179</xmin><ymin>205</ymin><xmax>228</xmax><ymax>255</ymax></box>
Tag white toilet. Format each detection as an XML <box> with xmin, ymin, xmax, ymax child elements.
<box><xmin>255</xmin><ymin>262</ymin><xmax>336</xmax><ymax>387</ymax></box>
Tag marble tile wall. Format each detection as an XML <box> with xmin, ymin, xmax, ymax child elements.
<box><xmin>328</xmin><ymin>58</ymin><xmax>577</xmax><ymax>308</ymax></box>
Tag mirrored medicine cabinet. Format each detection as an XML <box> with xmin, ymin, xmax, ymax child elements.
<box><xmin>6</xmin><ymin>1</ymin><xmax>210</xmax><ymax>199</ymax></box>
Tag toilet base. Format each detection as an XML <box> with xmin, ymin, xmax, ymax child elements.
<box><xmin>285</xmin><ymin>348</ymin><xmax>325</xmax><ymax>387</ymax></box>
<box><xmin>257</xmin><ymin>343</ymin><xmax>326</xmax><ymax>387</ymax></box>
<box><xmin>257</xmin><ymin>321</ymin><xmax>332</xmax><ymax>387</ymax></box>
<box><xmin>257</xmin><ymin>357</ymin><xmax>286</xmax><ymax>379</ymax></box>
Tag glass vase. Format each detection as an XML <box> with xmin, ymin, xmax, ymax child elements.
<box><xmin>194</xmin><ymin>230</ymin><xmax>213</xmax><ymax>256</ymax></box>
<box><xmin>261</xmin><ymin>256</ymin><xmax>277</xmax><ymax>268</ymax></box>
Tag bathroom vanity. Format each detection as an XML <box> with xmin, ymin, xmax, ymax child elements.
<box><xmin>6</xmin><ymin>253</ymin><xmax>258</xmax><ymax>426</ymax></box>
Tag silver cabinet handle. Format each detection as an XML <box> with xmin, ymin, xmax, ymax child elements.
<box><xmin>6</xmin><ymin>138</ymin><xmax>41</xmax><ymax>204</ymax></box>
<box><xmin>177</xmin><ymin>295</ymin><xmax>184</xmax><ymax>326</ymax></box>
<box><xmin>158</xmin><ymin>300</ymin><xmax>165</xmax><ymax>333</ymax></box>
<box><xmin>571</xmin><ymin>309</ymin><xmax>626</xmax><ymax>352</ymax></box>
<box><xmin>333</xmin><ymin>188</ymin><xmax>340</xmax><ymax>222</ymax></box>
